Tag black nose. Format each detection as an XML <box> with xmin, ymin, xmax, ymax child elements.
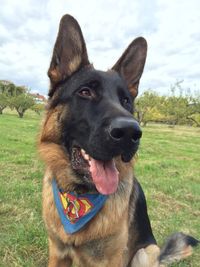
<box><xmin>109</xmin><ymin>117</ymin><xmax>142</xmax><ymax>143</ymax></box>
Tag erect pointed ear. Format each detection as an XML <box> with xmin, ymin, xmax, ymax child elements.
<box><xmin>48</xmin><ymin>14</ymin><xmax>90</xmax><ymax>97</ymax></box>
<box><xmin>112</xmin><ymin>37</ymin><xmax>147</xmax><ymax>98</ymax></box>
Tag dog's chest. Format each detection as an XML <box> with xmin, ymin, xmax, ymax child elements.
<box><xmin>42</xmin><ymin>171</ymin><xmax>131</xmax><ymax>241</ymax></box>
<box><xmin>53</xmin><ymin>230</ymin><xmax>129</xmax><ymax>266</ymax></box>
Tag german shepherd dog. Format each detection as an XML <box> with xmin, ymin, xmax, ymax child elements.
<box><xmin>39</xmin><ymin>15</ymin><xmax>198</xmax><ymax>267</ymax></box>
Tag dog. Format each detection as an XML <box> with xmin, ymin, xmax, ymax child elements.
<box><xmin>39</xmin><ymin>14</ymin><xmax>199</xmax><ymax>267</ymax></box>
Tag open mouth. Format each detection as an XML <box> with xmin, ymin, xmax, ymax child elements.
<box><xmin>71</xmin><ymin>147</ymin><xmax>119</xmax><ymax>195</ymax></box>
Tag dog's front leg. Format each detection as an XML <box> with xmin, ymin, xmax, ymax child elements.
<box><xmin>79</xmin><ymin>252</ymin><xmax>124</xmax><ymax>267</ymax></box>
<box><xmin>74</xmin><ymin>244</ymin><xmax>125</xmax><ymax>267</ymax></box>
<box><xmin>131</xmin><ymin>245</ymin><xmax>164</xmax><ymax>267</ymax></box>
<box><xmin>48</xmin><ymin>255</ymin><xmax>72</xmax><ymax>267</ymax></box>
<box><xmin>130</xmin><ymin>245</ymin><xmax>163</xmax><ymax>267</ymax></box>
<box><xmin>48</xmin><ymin>238</ymin><xmax>72</xmax><ymax>267</ymax></box>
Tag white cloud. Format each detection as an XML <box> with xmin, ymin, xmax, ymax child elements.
<box><xmin>0</xmin><ymin>0</ymin><xmax>199</xmax><ymax>96</ymax></box>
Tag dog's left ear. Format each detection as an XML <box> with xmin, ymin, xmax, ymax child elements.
<box><xmin>112</xmin><ymin>37</ymin><xmax>147</xmax><ymax>98</ymax></box>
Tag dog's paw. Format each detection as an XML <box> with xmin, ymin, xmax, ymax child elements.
<box><xmin>131</xmin><ymin>245</ymin><xmax>164</xmax><ymax>267</ymax></box>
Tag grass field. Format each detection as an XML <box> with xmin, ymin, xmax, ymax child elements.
<box><xmin>0</xmin><ymin>111</ymin><xmax>199</xmax><ymax>267</ymax></box>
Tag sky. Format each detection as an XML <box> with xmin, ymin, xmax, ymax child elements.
<box><xmin>0</xmin><ymin>0</ymin><xmax>199</xmax><ymax>96</ymax></box>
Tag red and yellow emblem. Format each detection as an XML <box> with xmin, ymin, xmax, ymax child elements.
<box><xmin>59</xmin><ymin>192</ymin><xmax>93</xmax><ymax>223</ymax></box>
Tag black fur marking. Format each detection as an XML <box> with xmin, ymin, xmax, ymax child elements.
<box><xmin>185</xmin><ymin>235</ymin><xmax>199</xmax><ymax>247</ymax></box>
<box><xmin>133</xmin><ymin>179</ymin><xmax>157</xmax><ymax>246</ymax></box>
<box><xmin>127</xmin><ymin>178</ymin><xmax>157</xmax><ymax>266</ymax></box>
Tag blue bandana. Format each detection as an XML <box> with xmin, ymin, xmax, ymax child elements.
<box><xmin>52</xmin><ymin>179</ymin><xmax>108</xmax><ymax>234</ymax></box>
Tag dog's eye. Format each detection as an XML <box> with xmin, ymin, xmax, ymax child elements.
<box><xmin>78</xmin><ymin>87</ymin><xmax>94</xmax><ymax>99</ymax></box>
<box><xmin>122</xmin><ymin>97</ymin><xmax>132</xmax><ymax>111</ymax></box>
<box><xmin>123</xmin><ymin>97</ymin><xmax>129</xmax><ymax>104</ymax></box>
<box><xmin>122</xmin><ymin>97</ymin><xmax>130</xmax><ymax>107</ymax></box>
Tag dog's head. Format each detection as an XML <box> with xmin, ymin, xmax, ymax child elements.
<box><xmin>41</xmin><ymin>15</ymin><xmax>147</xmax><ymax>194</ymax></box>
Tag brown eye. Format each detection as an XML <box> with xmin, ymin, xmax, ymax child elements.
<box><xmin>123</xmin><ymin>97</ymin><xmax>129</xmax><ymax>104</ymax></box>
<box><xmin>78</xmin><ymin>87</ymin><xmax>93</xmax><ymax>99</ymax></box>
<box><xmin>122</xmin><ymin>97</ymin><xmax>132</xmax><ymax>111</ymax></box>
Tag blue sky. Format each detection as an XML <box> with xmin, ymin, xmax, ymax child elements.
<box><xmin>0</xmin><ymin>0</ymin><xmax>199</xmax><ymax>96</ymax></box>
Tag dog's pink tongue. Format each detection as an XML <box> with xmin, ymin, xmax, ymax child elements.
<box><xmin>89</xmin><ymin>158</ymin><xmax>119</xmax><ymax>195</ymax></box>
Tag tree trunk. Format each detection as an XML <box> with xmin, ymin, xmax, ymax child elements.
<box><xmin>16</xmin><ymin>108</ymin><xmax>24</xmax><ymax>118</ymax></box>
<box><xmin>19</xmin><ymin>112</ymin><xmax>24</xmax><ymax>118</ymax></box>
<box><xmin>0</xmin><ymin>107</ymin><xmax>6</xmax><ymax>114</ymax></box>
<box><xmin>187</xmin><ymin>117</ymin><xmax>200</xmax><ymax>127</ymax></box>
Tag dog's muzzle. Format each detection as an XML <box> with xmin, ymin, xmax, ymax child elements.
<box><xmin>108</xmin><ymin>117</ymin><xmax>142</xmax><ymax>162</ymax></box>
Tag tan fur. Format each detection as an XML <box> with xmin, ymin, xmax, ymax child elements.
<box><xmin>68</xmin><ymin>55</ymin><xmax>82</xmax><ymax>75</ymax></box>
<box><xmin>39</xmin><ymin>102</ymin><xmax>167</xmax><ymax>267</ymax></box>
<box><xmin>49</xmin><ymin>55</ymin><xmax>82</xmax><ymax>84</ymax></box>
<box><xmin>128</xmin><ymin>84</ymin><xmax>138</xmax><ymax>98</ymax></box>
<box><xmin>131</xmin><ymin>245</ymin><xmax>165</xmax><ymax>267</ymax></box>
<box><xmin>38</xmin><ymin>87</ymin><xmax>171</xmax><ymax>267</ymax></box>
<box><xmin>42</xmin><ymin>166</ymin><xmax>133</xmax><ymax>266</ymax></box>
<box><xmin>39</xmin><ymin>106</ymin><xmax>138</xmax><ymax>266</ymax></box>
<box><xmin>181</xmin><ymin>245</ymin><xmax>193</xmax><ymax>259</ymax></box>
<box><xmin>49</xmin><ymin>68</ymin><xmax>62</xmax><ymax>84</ymax></box>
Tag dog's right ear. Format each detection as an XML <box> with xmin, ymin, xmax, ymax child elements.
<box><xmin>48</xmin><ymin>14</ymin><xmax>90</xmax><ymax>97</ymax></box>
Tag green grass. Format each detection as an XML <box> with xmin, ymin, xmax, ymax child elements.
<box><xmin>0</xmin><ymin>112</ymin><xmax>199</xmax><ymax>266</ymax></box>
<box><xmin>0</xmin><ymin>111</ymin><xmax>47</xmax><ymax>267</ymax></box>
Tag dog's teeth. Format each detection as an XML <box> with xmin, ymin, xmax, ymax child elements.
<box><xmin>81</xmin><ymin>148</ymin><xmax>86</xmax><ymax>157</ymax></box>
<box><xmin>80</xmin><ymin>149</ymin><xmax>91</xmax><ymax>161</ymax></box>
<box><xmin>84</xmin><ymin>154</ymin><xmax>90</xmax><ymax>161</ymax></box>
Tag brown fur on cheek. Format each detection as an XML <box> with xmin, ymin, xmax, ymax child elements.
<box><xmin>39</xmin><ymin>105</ymin><xmax>76</xmax><ymax>189</ymax></box>
<box><xmin>40</xmin><ymin>110</ymin><xmax>60</xmax><ymax>143</ymax></box>
<box><xmin>40</xmin><ymin>104</ymin><xmax>69</xmax><ymax>143</ymax></box>
<box><xmin>115</xmin><ymin>156</ymin><xmax>136</xmax><ymax>181</ymax></box>
<box><xmin>39</xmin><ymin>143</ymin><xmax>74</xmax><ymax>185</ymax></box>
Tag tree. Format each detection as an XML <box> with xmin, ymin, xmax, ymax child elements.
<box><xmin>0</xmin><ymin>80</ymin><xmax>12</xmax><ymax>114</ymax></box>
<box><xmin>32</xmin><ymin>103</ymin><xmax>45</xmax><ymax>115</ymax></box>
<box><xmin>134</xmin><ymin>81</ymin><xmax>200</xmax><ymax>127</ymax></box>
<box><xmin>161</xmin><ymin>95</ymin><xmax>188</xmax><ymax>125</ymax></box>
<box><xmin>161</xmin><ymin>82</ymin><xmax>200</xmax><ymax>126</ymax></box>
<box><xmin>0</xmin><ymin>93</ymin><xmax>9</xmax><ymax>114</ymax></box>
<box><xmin>0</xmin><ymin>81</ymin><xmax>42</xmax><ymax>117</ymax></box>
<box><xmin>9</xmin><ymin>93</ymin><xmax>35</xmax><ymax>118</ymax></box>
<box><xmin>186</xmin><ymin>93</ymin><xmax>200</xmax><ymax>127</ymax></box>
<box><xmin>0</xmin><ymin>80</ymin><xmax>17</xmax><ymax>95</ymax></box>
<box><xmin>134</xmin><ymin>91</ymin><xmax>165</xmax><ymax>126</ymax></box>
